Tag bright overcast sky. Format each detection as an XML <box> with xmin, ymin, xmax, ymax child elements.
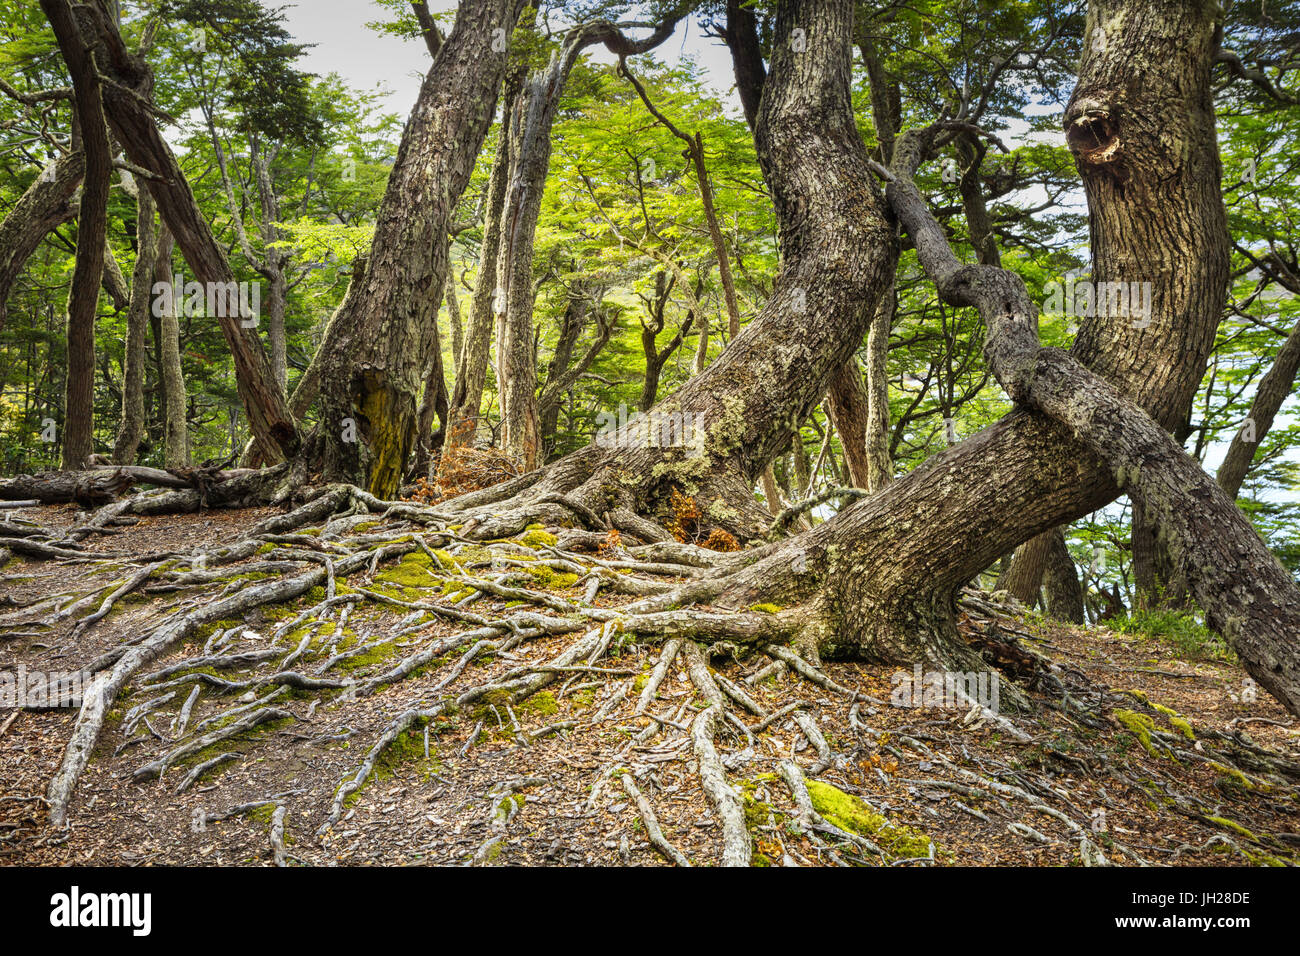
<box><xmin>279</xmin><ymin>0</ymin><xmax>739</xmax><ymax>123</ymax></box>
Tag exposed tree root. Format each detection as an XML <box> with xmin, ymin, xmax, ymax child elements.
<box><xmin>4</xmin><ymin>479</ymin><xmax>1297</xmax><ymax>866</ymax></box>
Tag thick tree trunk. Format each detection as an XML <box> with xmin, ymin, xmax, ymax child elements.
<box><xmin>312</xmin><ymin>0</ymin><xmax>526</xmax><ymax>498</ymax></box>
<box><xmin>413</xmin><ymin>268</ymin><xmax>450</xmax><ymax>481</ymax></box>
<box><xmin>113</xmin><ymin>185</ymin><xmax>157</xmax><ymax>463</ymax></box>
<box><xmin>999</xmin><ymin>530</ymin><xmax>1051</xmax><ymax>607</ymax></box>
<box><xmin>43</xmin><ymin>0</ymin><xmax>110</xmax><ymax>471</ymax></box>
<box><xmin>449</xmin><ymin>0</ymin><xmax>897</xmax><ymax>541</ymax></box>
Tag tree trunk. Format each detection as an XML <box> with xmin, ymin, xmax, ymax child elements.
<box><xmin>444</xmin><ymin>88</ymin><xmax>517</xmax><ymax>453</ymax></box>
<box><xmin>448</xmin><ymin>0</ymin><xmax>897</xmax><ymax>541</ymax></box>
<box><xmin>1216</xmin><ymin>313</ymin><xmax>1300</xmax><ymax>498</ymax></box>
<box><xmin>312</xmin><ymin>0</ymin><xmax>526</xmax><ymax>498</ymax></box>
<box><xmin>43</xmin><ymin>0</ymin><xmax>110</xmax><ymax>471</ymax></box>
<box><xmin>0</xmin><ymin>150</ymin><xmax>84</xmax><ymax>328</ymax></box>
<box><xmin>495</xmin><ymin>17</ymin><xmax>683</xmax><ymax>469</ymax></box>
<box><xmin>79</xmin><ymin>6</ymin><xmax>297</xmax><ymax>462</ymax></box>
<box><xmin>154</xmin><ymin>224</ymin><xmax>190</xmax><ymax>467</ymax></box>
<box><xmin>825</xmin><ymin>358</ymin><xmax>872</xmax><ymax>488</ymax></box>
<box><xmin>1042</xmin><ymin>530</ymin><xmax>1085</xmax><ymax>625</ymax></box>
<box><xmin>113</xmin><ymin>185</ymin><xmax>157</xmax><ymax>463</ymax></box>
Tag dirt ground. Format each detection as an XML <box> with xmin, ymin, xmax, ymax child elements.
<box><xmin>1</xmin><ymin>503</ymin><xmax>1297</xmax><ymax>867</ymax></box>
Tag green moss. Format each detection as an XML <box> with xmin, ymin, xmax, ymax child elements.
<box><xmin>749</xmin><ymin>603</ymin><xmax>782</xmax><ymax>614</ymax></box>
<box><xmin>525</xmin><ymin>565</ymin><xmax>578</xmax><ymax>589</ymax></box>
<box><xmin>806</xmin><ymin>779</ymin><xmax>933</xmax><ymax>859</ymax></box>
<box><xmin>520</xmin><ymin>528</ymin><xmax>558</xmax><ymax>548</ymax></box>
<box><xmin>1208</xmin><ymin>761</ymin><xmax>1254</xmax><ymax>791</ymax></box>
<box><xmin>1205</xmin><ymin>816</ymin><xmax>1257</xmax><ymax>841</ymax></box>
<box><xmin>256</xmin><ymin>543</ymin><xmax>276</xmax><ymax>555</ymax></box>
<box><xmin>375</xmin><ymin>555</ymin><xmax>443</xmax><ymax>591</ymax></box>
<box><xmin>1114</xmin><ymin>709</ymin><xmax>1159</xmax><ymax>755</ymax></box>
<box><xmin>517</xmin><ymin>691</ymin><xmax>558</xmax><ymax>717</ymax></box>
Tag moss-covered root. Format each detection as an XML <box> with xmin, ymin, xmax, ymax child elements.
<box><xmin>778</xmin><ymin>759</ymin><xmax>933</xmax><ymax>864</ymax></box>
<box><xmin>318</xmin><ymin>703</ymin><xmax>450</xmax><ymax>837</ymax></box>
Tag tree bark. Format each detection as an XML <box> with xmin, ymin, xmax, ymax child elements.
<box><xmin>78</xmin><ymin>5</ymin><xmax>297</xmax><ymax>461</ymax></box>
<box><xmin>43</xmin><ymin>0</ymin><xmax>110</xmax><ymax>471</ymax></box>
<box><xmin>154</xmin><ymin>224</ymin><xmax>190</xmax><ymax>467</ymax></box>
<box><xmin>825</xmin><ymin>359</ymin><xmax>872</xmax><ymax>488</ymax></box>
<box><xmin>113</xmin><ymin>184</ymin><xmax>157</xmax><ymax>463</ymax></box>
<box><xmin>0</xmin><ymin>150</ymin><xmax>84</xmax><ymax>328</ymax></box>
<box><xmin>312</xmin><ymin>0</ymin><xmax>527</xmax><ymax>498</ymax></box>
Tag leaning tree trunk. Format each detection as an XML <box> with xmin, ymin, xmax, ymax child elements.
<box><xmin>113</xmin><ymin>184</ymin><xmax>157</xmax><ymax>463</ymax></box>
<box><xmin>311</xmin><ymin>0</ymin><xmax>527</xmax><ymax>498</ymax></box>
<box><xmin>43</xmin><ymin>0</ymin><xmax>110</xmax><ymax>471</ymax></box>
<box><xmin>78</xmin><ymin>5</ymin><xmax>297</xmax><ymax>462</ymax></box>
<box><xmin>0</xmin><ymin>150</ymin><xmax>84</xmax><ymax>328</ymax></box>
<box><xmin>446</xmin><ymin>0</ymin><xmax>896</xmax><ymax>542</ymax></box>
<box><xmin>1217</xmin><ymin>312</ymin><xmax>1300</xmax><ymax>498</ymax></box>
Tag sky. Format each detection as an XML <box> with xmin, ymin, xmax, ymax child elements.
<box><xmin>279</xmin><ymin>0</ymin><xmax>741</xmax><ymax>124</ymax></box>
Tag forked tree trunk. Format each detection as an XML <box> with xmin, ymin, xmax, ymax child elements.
<box><xmin>496</xmin><ymin>17</ymin><xmax>683</xmax><ymax>469</ymax></box>
<box><xmin>311</xmin><ymin>0</ymin><xmax>526</xmax><ymax>498</ymax></box>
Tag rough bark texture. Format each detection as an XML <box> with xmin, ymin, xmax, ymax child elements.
<box><xmin>0</xmin><ymin>150</ymin><xmax>84</xmax><ymax>327</ymax></box>
<box><xmin>449</xmin><ymin>0</ymin><xmax>896</xmax><ymax>542</ymax></box>
<box><xmin>998</xmin><ymin>526</ymin><xmax>1083</xmax><ymax>624</ymax></box>
<box><xmin>154</xmin><ymin>224</ymin><xmax>190</xmax><ymax>467</ymax></box>
<box><xmin>825</xmin><ymin>359</ymin><xmax>872</xmax><ymax>489</ymax></box>
<box><xmin>43</xmin><ymin>0</ymin><xmax>110</xmax><ymax>471</ymax></box>
<box><xmin>80</xmin><ymin>7</ymin><xmax>297</xmax><ymax>461</ymax></box>
<box><xmin>313</xmin><ymin>0</ymin><xmax>525</xmax><ymax>497</ymax></box>
<box><xmin>1042</xmin><ymin>530</ymin><xmax>1085</xmax><ymax>625</ymax></box>
<box><xmin>113</xmin><ymin>185</ymin><xmax>157</xmax><ymax>464</ymax></box>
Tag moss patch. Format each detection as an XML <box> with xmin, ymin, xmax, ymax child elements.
<box><xmin>806</xmin><ymin>779</ymin><xmax>933</xmax><ymax>859</ymax></box>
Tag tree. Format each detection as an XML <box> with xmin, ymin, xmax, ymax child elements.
<box><xmin>41</xmin><ymin>0</ymin><xmax>110</xmax><ymax>470</ymax></box>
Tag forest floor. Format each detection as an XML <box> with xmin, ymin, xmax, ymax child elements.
<box><xmin>1</xmin><ymin>498</ymin><xmax>1297</xmax><ymax>867</ymax></box>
